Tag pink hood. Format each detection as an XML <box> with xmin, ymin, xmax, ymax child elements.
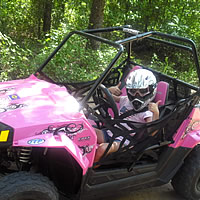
<box><xmin>0</xmin><ymin>75</ymin><xmax>83</xmax><ymax>129</ymax></box>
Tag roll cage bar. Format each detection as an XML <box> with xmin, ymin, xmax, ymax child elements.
<box><xmin>35</xmin><ymin>25</ymin><xmax>200</xmax><ymax>108</ymax></box>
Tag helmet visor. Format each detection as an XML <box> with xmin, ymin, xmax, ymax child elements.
<box><xmin>128</xmin><ymin>87</ymin><xmax>150</xmax><ymax>97</ymax></box>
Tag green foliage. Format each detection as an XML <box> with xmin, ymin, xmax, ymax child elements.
<box><xmin>0</xmin><ymin>0</ymin><xmax>200</xmax><ymax>84</ymax></box>
<box><xmin>64</xmin><ymin>0</ymin><xmax>91</xmax><ymax>29</ymax></box>
<box><xmin>0</xmin><ymin>0</ymin><xmax>34</xmax><ymax>40</ymax></box>
<box><xmin>0</xmin><ymin>32</ymin><xmax>34</xmax><ymax>81</ymax></box>
<box><xmin>104</xmin><ymin>0</ymin><xmax>200</xmax><ymax>48</ymax></box>
<box><xmin>150</xmin><ymin>53</ymin><xmax>199</xmax><ymax>86</ymax></box>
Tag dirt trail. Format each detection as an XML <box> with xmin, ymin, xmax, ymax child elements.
<box><xmin>107</xmin><ymin>183</ymin><xmax>184</xmax><ymax>200</ymax></box>
<box><xmin>60</xmin><ymin>183</ymin><xmax>184</xmax><ymax>200</ymax></box>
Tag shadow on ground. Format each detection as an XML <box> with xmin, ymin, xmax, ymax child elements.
<box><xmin>60</xmin><ymin>183</ymin><xmax>185</xmax><ymax>200</ymax></box>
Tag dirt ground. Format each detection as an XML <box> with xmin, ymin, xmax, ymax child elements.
<box><xmin>106</xmin><ymin>183</ymin><xmax>184</xmax><ymax>200</ymax></box>
<box><xmin>60</xmin><ymin>183</ymin><xmax>184</xmax><ymax>200</ymax></box>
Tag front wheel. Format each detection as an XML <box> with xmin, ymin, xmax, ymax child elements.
<box><xmin>172</xmin><ymin>145</ymin><xmax>200</xmax><ymax>200</ymax></box>
<box><xmin>0</xmin><ymin>172</ymin><xmax>59</xmax><ymax>200</ymax></box>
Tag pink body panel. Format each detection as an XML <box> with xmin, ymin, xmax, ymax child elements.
<box><xmin>0</xmin><ymin>75</ymin><xmax>97</xmax><ymax>174</ymax></box>
<box><xmin>170</xmin><ymin>107</ymin><xmax>200</xmax><ymax>148</ymax></box>
<box><xmin>15</xmin><ymin>132</ymin><xmax>94</xmax><ymax>175</ymax></box>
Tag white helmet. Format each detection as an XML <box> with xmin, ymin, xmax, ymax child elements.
<box><xmin>126</xmin><ymin>69</ymin><xmax>157</xmax><ymax>111</ymax></box>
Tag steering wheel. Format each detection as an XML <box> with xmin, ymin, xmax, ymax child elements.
<box><xmin>93</xmin><ymin>84</ymin><xmax>119</xmax><ymax>119</ymax></box>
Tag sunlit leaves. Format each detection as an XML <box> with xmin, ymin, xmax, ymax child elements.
<box><xmin>0</xmin><ymin>32</ymin><xmax>33</xmax><ymax>81</ymax></box>
<box><xmin>0</xmin><ymin>0</ymin><xmax>200</xmax><ymax>84</ymax></box>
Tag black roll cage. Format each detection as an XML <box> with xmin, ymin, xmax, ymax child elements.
<box><xmin>35</xmin><ymin>25</ymin><xmax>200</xmax><ymax>108</ymax></box>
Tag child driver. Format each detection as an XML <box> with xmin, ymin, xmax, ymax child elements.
<box><xmin>94</xmin><ymin>69</ymin><xmax>161</xmax><ymax>162</ymax></box>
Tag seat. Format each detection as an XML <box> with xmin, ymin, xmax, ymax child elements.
<box><xmin>154</xmin><ymin>81</ymin><xmax>169</xmax><ymax>105</ymax></box>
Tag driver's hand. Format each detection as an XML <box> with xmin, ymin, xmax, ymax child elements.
<box><xmin>148</xmin><ymin>100</ymin><xmax>161</xmax><ymax>121</ymax></box>
<box><xmin>109</xmin><ymin>82</ymin><xmax>122</xmax><ymax>96</ymax></box>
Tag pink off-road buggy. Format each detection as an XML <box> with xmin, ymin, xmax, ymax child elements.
<box><xmin>0</xmin><ymin>26</ymin><xmax>200</xmax><ymax>200</ymax></box>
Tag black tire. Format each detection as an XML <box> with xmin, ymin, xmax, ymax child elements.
<box><xmin>0</xmin><ymin>173</ymin><xmax>4</xmax><ymax>179</ymax></box>
<box><xmin>171</xmin><ymin>145</ymin><xmax>200</xmax><ymax>200</ymax></box>
<box><xmin>0</xmin><ymin>172</ymin><xmax>59</xmax><ymax>200</ymax></box>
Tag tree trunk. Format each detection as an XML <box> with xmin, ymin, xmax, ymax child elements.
<box><xmin>43</xmin><ymin>0</ymin><xmax>52</xmax><ymax>33</ymax></box>
<box><xmin>88</xmin><ymin>0</ymin><xmax>105</xmax><ymax>50</ymax></box>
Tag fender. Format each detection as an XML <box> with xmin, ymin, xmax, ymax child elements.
<box><xmin>170</xmin><ymin>107</ymin><xmax>200</xmax><ymax>149</ymax></box>
<box><xmin>13</xmin><ymin>133</ymin><xmax>92</xmax><ymax>175</ymax></box>
<box><xmin>170</xmin><ymin>130</ymin><xmax>200</xmax><ymax>149</ymax></box>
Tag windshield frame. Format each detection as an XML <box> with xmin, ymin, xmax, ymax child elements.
<box><xmin>35</xmin><ymin>26</ymin><xmax>200</xmax><ymax>108</ymax></box>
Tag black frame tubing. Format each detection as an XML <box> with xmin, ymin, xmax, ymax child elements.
<box><xmin>115</xmin><ymin>31</ymin><xmax>200</xmax><ymax>84</ymax></box>
<box><xmin>34</xmin><ymin>26</ymin><xmax>200</xmax><ymax>107</ymax></box>
<box><xmin>34</xmin><ymin>29</ymin><xmax>124</xmax><ymax>108</ymax></box>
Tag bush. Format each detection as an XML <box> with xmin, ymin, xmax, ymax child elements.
<box><xmin>0</xmin><ymin>32</ymin><xmax>34</xmax><ymax>81</ymax></box>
